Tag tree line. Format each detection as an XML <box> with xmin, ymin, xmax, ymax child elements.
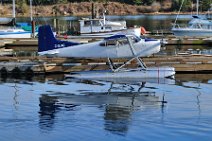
<box><xmin>1</xmin><ymin>0</ymin><xmax>211</xmax><ymax>11</ymax></box>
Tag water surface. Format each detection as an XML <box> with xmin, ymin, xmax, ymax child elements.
<box><xmin>0</xmin><ymin>74</ymin><xmax>212</xmax><ymax>141</ymax></box>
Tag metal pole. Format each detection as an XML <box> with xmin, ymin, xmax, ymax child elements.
<box><xmin>30</xmin><ymin>0</ymin><xmax>35</xmax><ymax>38</ymax></box>
<box><xmin>196</xmin><ymin>0</ymin><xmax>199</xmax><ymax>15</ymax></box>
<box><xmin>30</xmin><ymin>0</ymin><xmax>33</xmax><ymax>21</ymax></box>
<box><xmin>12</xmin><ymin>0</ymin><xmax>15</xmax><ymax>18</ymax></box>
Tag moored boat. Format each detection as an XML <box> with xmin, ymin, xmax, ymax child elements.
<box><xmin>0</xmin><ymin>0</ymin><xmax>37</xmax><ymax>39</ymax></box>
<box><xmin>172</xmin><ymin>0</ymin><xmax>212</xmax><ymax>37</ymax></box>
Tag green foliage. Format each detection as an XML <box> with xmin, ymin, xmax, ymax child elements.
<box><xmin>133</xmin><ymin>0</ymin><xmax>142</xmax><ymax>5</ymax></box>
<box><xmin>172</xmin><ymin>0</ymin><xmax>192</xmax><ymax>12</ymax></box>
<box><xmin>17</xmin><ymin>0</ymin><xmax>29</xmax><ymax>14</ymax></box>
<box><xmin>201</xmin><ymin>0</ymin><xmax>211</xmax><ymax>11</ymax></box>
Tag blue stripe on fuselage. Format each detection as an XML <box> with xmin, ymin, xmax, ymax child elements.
<box><xmin>144</xmin><ymin>38</ymin><xmax>158</xmax><ymax>42</ymax></box>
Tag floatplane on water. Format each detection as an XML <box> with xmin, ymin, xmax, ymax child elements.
<box><xmin>38</xmin><ymin>25</ymin><xmax>175</xmax><ymax>80</ymax></box>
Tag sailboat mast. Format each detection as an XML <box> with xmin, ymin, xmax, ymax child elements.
<box><xmin>30</xmin><ymin>0</ymin><xmax>33</xmax><ymax>21</ymax></box>
<box><xmin>196</xmin><ymin>0</ymin><xmax>199</xmax><ymax>15</ymax></box>
<box><xmin>12</xmin><ymin>0</ymin><xmax>15</xmax><ymax>18</ymax></box>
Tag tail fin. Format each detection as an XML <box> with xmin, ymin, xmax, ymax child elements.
<box><xmin>38</xmin><ymin>25</ymin><xmax>57</xmax><ymax>53</ymax></box>
<box><xmin>38</xmin><ymin>25</ymin><xmax>80</xmax><ymax>53</ymax></box>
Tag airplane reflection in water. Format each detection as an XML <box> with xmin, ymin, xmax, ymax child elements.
<box><xmin>39</xmin><ymin>90</ymin><xmax>165</xmax><ymax>134</ymax></box>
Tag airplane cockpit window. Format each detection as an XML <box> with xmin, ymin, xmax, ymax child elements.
<box><xmin>130</xmin><ymin>36</ymin><xmax>141</xmax><ymax>43</ymax></box>
<box><xmin>100</xmin><ymin>38</ymin><xmax>129</xmax><ymax>47</ymax></box>
<box><xmin>107</xmin><ymin>40</ymin><xmax>117</xmax><ymax>46</ymax></box>
<box><xmin>117</xmin><ymin>38</ymin><xmax>128</xmax><ymax>45</ymax></box>
<box><xmin>99</xmin><ymin>40</ymin><xmax>116</xmax><ymax>46</ymax></box>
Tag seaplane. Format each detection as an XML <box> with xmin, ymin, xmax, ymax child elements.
<box><xmin>38</xmin><ymin>25</ymin><xmax>175</xmax><ymax>80</ymax></box>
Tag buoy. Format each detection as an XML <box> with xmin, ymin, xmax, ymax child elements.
<box><xmin>140</xmin><ymin>26</ymin><xmax>146</xmax><ymax>35</ymax></box>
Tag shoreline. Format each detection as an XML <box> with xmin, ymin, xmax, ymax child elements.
<box><xmin>0</xmin><ymin>12</ymin><xmax>208</xmax><ymax>19</ymax></box>
<box><xmin>0</xmin><ymin>2</ymin><xmax>210</xmax><ymax>18</ymax></box>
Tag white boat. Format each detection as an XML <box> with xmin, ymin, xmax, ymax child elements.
<box><xmin>0</xmin><ymin>18</ymin><xmax>15</xmax><ymax>26</ymax></box>
<box><xmin>0</xmin><ymin>0</ymin><xmax>36</xmax><ymax>38</ymax></box>
<box><xmin>171</xmin><ymin>0</ymin><xmax>212</xmax><ymax>37</ymax></box>
<box><xmin>0</xmin><ymin>28</ymin><xmax>33</xmax><ymax>38</ymax></box>
<box><xmin>66</xmin><ymin>12</ymin><xmax>141</xmax><ymax>38</ymax></box>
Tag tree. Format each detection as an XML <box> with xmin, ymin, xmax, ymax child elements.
<box><xmin>143</xmin><ymin>0</ymin><xmax>155</xmax><ymax>5</ymax></box>
<box><xmin>133</xmin><ymin>0</ymin><xmax>142</xmax><ymax>5</ymax></box>
<box><xmin>201</xmin><ymin>0</ymin><xmax>211</xmax><ymax>11</ymax></box>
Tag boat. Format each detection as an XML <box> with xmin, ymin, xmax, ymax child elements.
<box><xmin>66</xmin><ymin>12</ymin><xmax>141</xmax><ymax>38</ymax></box>
<box><xmin>38</xmin><ymin>25</ymin><xmax>175</xmax><ymax>79</ymax></box>
<box><xmin>0</xmin><ymin>28</ymin><xmax>34</xmax><ymax>38</ymax></box>
<box><xmin>171</xmin><ymin>0</ymin><xmax>212</xmax><ymax>37</ymax></box>
<box><xmin>0</xmin><ymin>18</ymin><xmax>15</xmax><ymax>26</ymax></box>
<box><xmin>0</xmin><ymin>0</ymin><xmax>16</xmax><ymax>26</ymax></box>
<box><xmin>0</xmin><ymin>0</ymin><xmax>37</xmax><ymax>38</ymax></box>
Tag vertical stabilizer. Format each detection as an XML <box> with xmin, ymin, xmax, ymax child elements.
<box><xmin>38</xmin><ymin>25</ymin><xmax>80</xmax><ymax>54</ymax></box>
<box><xmin>38</xmin><ymin>25</ymin><xmax>57</xmax><ymax>52</ymax></box>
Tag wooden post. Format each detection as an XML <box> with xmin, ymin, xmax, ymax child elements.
<box><xmin>91</xmin><ymin>2</ymin><xmax>95</xmax><ymax>19</ymax></box>
<box><xmin>53</xmin><ymin>8</ymin><xmax>59</xmax><ymax>35</ymax></box>
<box><xmin>31</xmin><ymin>20</ymin><xmax>36</xmax><ymax>38</ymax></box>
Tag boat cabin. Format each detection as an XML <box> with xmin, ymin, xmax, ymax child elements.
<box><xmin>188</xmin><ymin>16</ymin><xmax>212</xmax><ymax>29</ymax></box>
<box><xmin>69</xmin><ymin>18</ymin><xmax>127</xmax><ymax>35</ymax></box>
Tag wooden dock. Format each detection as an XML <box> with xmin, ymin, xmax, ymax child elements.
<box><xmin>0</xmin><ymin>55</ymin><xmax>212</xmax><ymax>75</ymax></box>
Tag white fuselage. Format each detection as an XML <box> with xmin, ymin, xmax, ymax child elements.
<box><xmin>39</xmin><ymin>38</ymin><xmax>161</xmax><ymax>59</ymax></box>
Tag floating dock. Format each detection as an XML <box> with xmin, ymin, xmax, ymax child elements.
<box><xmin>0</xmin><ymin>55</ymin><xmax>212</xmax><ymax>75</ymax></box>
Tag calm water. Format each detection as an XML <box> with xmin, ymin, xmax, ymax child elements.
<box><xmin>17</xmin><ymin>14</ymin><xmax>207</xmax><ymax>32</ymax></box>
<box><xmin>0</xmin><ymin>74</ymin><xmax>212</xmax><ymax>141</ymax></box>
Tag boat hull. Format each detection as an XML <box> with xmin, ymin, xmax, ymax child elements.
<box><xmin>0</xmin><ymin>32</ymin><xmax>38</xmax><ymax>38</ymax></box>
<box><xmin>172</xmin><ymin>28</ymin><xmax>212</xmax><ymax>37</ymax></box>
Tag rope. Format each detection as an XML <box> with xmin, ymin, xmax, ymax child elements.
<box><xmin>173</xmin><ymin>0</ymin><xmax>185</xmax><ymax>26</ymax></box>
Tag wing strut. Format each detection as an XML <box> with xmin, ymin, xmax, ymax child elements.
<box><xmin>126</xmin><ymin>36</ymin><xmax>147</xmax><ymax>69</ymax></box>
<box><xmin>107</xmin><ymin>36</ymin><xmax>147</xmax><ymax>72</ymax></box>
